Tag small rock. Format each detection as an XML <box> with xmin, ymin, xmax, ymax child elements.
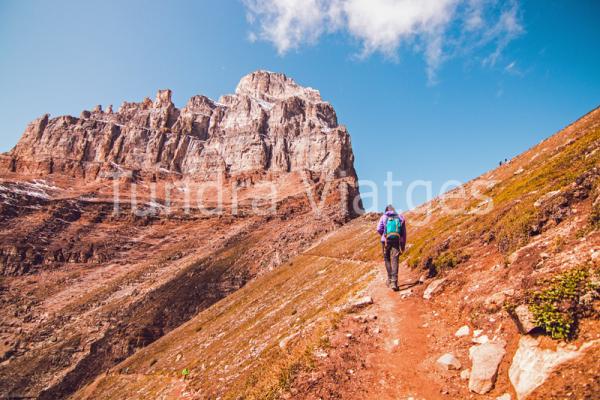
<box><xmin>484</xmin><ymin>292</ymin><xmax>507</xmax><ymax>313</ymax></box>
<box><xmin>423</xmin><ymin>278</ymin><xmax>447</xmax><ymax>300</ymax></box>
<box><xmin>455</xmin><ymin>325</ymin><xmax>470</xmax><ymax>337</ymax></box>
<box><xmin>512</xmin><ymin>304</ymin><xmax>538</xmax><ymax>334</ymax></box>
<box><xmin>418</xmin><ymin>274</ymin><xmax>427</xmax><ymax>283</ymax></box>
<box><xmin>349</xmin><ymin>296</ymin><xmax>373</xmax><ymax>312</ymax></box>
<box><xmin>313</xmin><ymin>349</ymin><xmax>328</xmax><ymax>358</ymax></box>
<box><xmin>392</xmin><ymin>339</ymin><xmax>400</xmax><ymax>346</ymax></box>
<box><xmin>473</xmin><ymin>329</ymin><xmax>483</xmax><ymax>338</ymax></box>
<box><xmin>175</xmin><ymin>353</ymin><xmax>182</xmax><ymax>362</ymax></box>
<box><xmin>460</xmin><ymin>369</ymin><xmax>470</xmax><ymax>381</ymax></box>
<box><xmin>437</xmin><ymin>353</ymin><xmax>462</xmax><ymax>370</ymax></box>
<box><xmin>373</xmin><ymin>326</ymin><xmax>382</xmax><ymax>334</ymax></box>
<box><xmin>496</xmin><ymin>394</ymin><xmax>511</xmax><ymax>400</ymax></box>
<box><xmin>345</xmin><ymin>333</ymin><xmax>353</xmax><ymax>339</ymax></box>
<box><xmin>468</xmin><ymin>342</ymin><xmax>506</xmax><ymax>394</ymax></box>
<box><xmin>472</xmin><ymin>335</ymin><xmax>490</xmax><ymax>344</ymax></box>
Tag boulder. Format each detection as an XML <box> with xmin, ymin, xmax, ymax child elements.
<box><xmin>423</xmin><ymin>278</ymin><xmax>447</xmax><ymax>300</ymax></box>
<box><xmin>437</xmin><ymin>353</ymin><xmax>462</xmax><ymax>370</ymax></box>
<box><xmin>468</xmin><ymin>342</ymin><xmax>506</xmax><ymax>394</ymax></box>
<box><xmin>509</xmin><ymin>336</ymin><xmax>598</xmax><ymax>399</ymax></box>
<box><xmin>512</xmin><ymin>304</ymin><xmax>538</xmax><ymax>334</ymax></box>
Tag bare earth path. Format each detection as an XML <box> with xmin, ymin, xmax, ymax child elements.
<box><xmin>292</xmin><ymin>259</ymin><xmax>450</xmax><ymax>400</ymax></box>
<box><xmin>355</xmin><ymin>265</ymin><xmax>445</xmax><ymax>400</ymax></box>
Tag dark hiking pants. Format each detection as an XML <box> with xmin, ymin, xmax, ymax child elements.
<box><xmin>382</xmin><ymin>238</ymin><xmax>400</xmax><ymax>284</ymax></box>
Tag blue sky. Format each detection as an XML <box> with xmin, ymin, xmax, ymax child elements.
<box><xmin>1</xmin><ymin>0</ymin><xmax>599</xmax><ymax>211</ymax></box>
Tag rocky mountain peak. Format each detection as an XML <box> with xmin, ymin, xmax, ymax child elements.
<box><xmin>235</xmin><ymin>70</ymin><xmax>323</xmax><ymax>103</ymax></box>
<box><xmin>3</xmin><ymin>71</ymin><xmax>357</xmax><ymax>185</ymax></box>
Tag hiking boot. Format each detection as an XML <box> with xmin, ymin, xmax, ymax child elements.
<box><xmin>391</xmin><ymin>282</ymin><xmax>399</xmax><ymax>291</ymax></box>
<box><xmin>386</xmin><ymin>278</ymin><xmax>392</xmax><ymax>288</ymax></box>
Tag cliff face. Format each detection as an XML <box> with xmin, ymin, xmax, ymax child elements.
<box><xmin>6</xmin><ymin>71</ymin><xmax>356</xmax><ymax>183</ymax></box>
<box><xmin>0</xmin><ymin>72</ymin><xmax>361</xmax><ymax>399</ymax></box>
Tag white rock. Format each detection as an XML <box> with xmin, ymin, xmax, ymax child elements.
<box><xmin>512</xmin><ymin>304</ymin><xmax>538</xmax><ymax>334</ymax></box>
<box><xmin>437</xmin><ymin>353</ymin><xmax>462</xmax><ymax>370</ymax></box>
<box><xmin>455</xmin><ymin>325</ymin><xmax>470</xmax><ymax>337</ymax></box>
<box><xmin>313</xmin><ymin>349</ymin><xmax>328</xmax><ymax>358</ymax></box>
<box><xmin>349</xmin><ymin>296</ymin><xmax>373</xmax><ymax>312</ymax></box>
<box><xmin>496</xmin><ymin>394</ymin><xmax>512</xmax><ymax>400</ymax></box>
<box><xmin>472</xmin><ymin>335</ymin><xmax>490</xmax><ymax>344</ymax></box>
<box><xmin>460</xmin><ymin>369</ymin><xmax>470</xmax><ymax>380</ymax></box>
<box><xmin>468</xmin><ymin>342</ymin><xmax>506</xmax><ymax>394</ymax></box>
<box><xmin>473</xmin><ymin>329</ymin><xmax>483</xmax><ymax>337</ymax></box>
<box><xmin>509</xmin><ymin>336</ymin><xmax>598</xmax><ymax>400</ymax></box>
<box><xmin>423</xmin><ymin>278</ymin><xmax>447</xmax><ymax>300</ymax></box>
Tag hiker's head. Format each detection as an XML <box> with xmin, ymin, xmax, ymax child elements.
<box><xmin>385</xmin><ymin>204</ymin><xmax>396</xmax><ymax>213</ymax></box>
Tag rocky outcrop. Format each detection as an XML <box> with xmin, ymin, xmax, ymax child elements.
<box><xmin>508</xmin><ymin>336</ymin><xmax>599</xmax><ymax>399</ymax></box>
<box><xmin>6</xmin><ymin>71</ymin><xmax>357</xmax><ymax>185</ymax></box>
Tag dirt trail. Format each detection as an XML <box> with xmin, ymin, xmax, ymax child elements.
<box><xmin>354</xmin><ymin>266</ymin><xmax>445</xmax><ymax>400</ymax></box>
<box><xmin>291</xmin><ymin>259</ymin><xmax>450</xmax><ymax>400</ymax></box>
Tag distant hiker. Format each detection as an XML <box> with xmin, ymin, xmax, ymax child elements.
<box><xmin>376</xmin><ymin>205</ymin><xmax>407</xmax><ymax>291</ymax></box>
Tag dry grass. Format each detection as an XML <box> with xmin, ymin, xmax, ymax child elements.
<box><xmin>73</xmin><ymin>216</ymin><xmax>380</xmax><ymax>400</ymax></box>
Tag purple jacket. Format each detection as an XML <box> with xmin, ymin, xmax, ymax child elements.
<box><xmin>377</xmin><ymin>210</ymin><xmax>407</xmax><ymax>250</ymax></box>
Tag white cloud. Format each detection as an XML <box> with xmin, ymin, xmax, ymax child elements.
<box><xmin>243</xmin><ymin>0</ymin><xmax>524</xmax><ymax>84</ymax></box>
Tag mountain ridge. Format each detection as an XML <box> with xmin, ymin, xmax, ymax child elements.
<box><xmin>2</xmin><ymin>70</ymin><xmax>356</xmax><ymax>186</ymax></box>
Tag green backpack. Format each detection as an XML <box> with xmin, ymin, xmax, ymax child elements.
<box><xmin>385</xmin><ymin>216</ymin><xmax>402</xmax><ymax>239</ymax></box>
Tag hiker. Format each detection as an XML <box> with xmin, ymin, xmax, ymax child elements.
<box><xmin>376</xmin><ymin>205</ymin><xmax>407</xmax><ymax>291</ymax></box>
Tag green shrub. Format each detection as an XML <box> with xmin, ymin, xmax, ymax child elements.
<box><xmin>528</xmin><ymin>267</ymin><xmax>598</xmax><ymax>340</ymax></box>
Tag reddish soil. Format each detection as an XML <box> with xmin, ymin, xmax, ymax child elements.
<box><xmin>292</xmin><ymin>265</ymin><xmax>452</xmax><ymax>400</ymax></box>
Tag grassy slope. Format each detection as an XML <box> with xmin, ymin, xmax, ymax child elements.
<box><xmin>73</xmin><ymin>107</ymin><xmax>599</xmax><ymax>399</ymax></box>
<box><xmin>73</xmin><ymin>218</ymin><xmax>381</xmax><ymax>400</ymax></box>
<box><xmin>404</xmin><ymin>107</ymin><xmax>600</xmax><ymax>272</ymax></box>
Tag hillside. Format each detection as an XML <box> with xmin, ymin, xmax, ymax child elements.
<box><xmin>73</xmin><ymin>108</ymin><xmax>599</xmax><ymax>399</ymax></box>
<box><xmin>0</xmin><ymin>71</ymin><xmax>361</xmax><ymax>399</ymax></box>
